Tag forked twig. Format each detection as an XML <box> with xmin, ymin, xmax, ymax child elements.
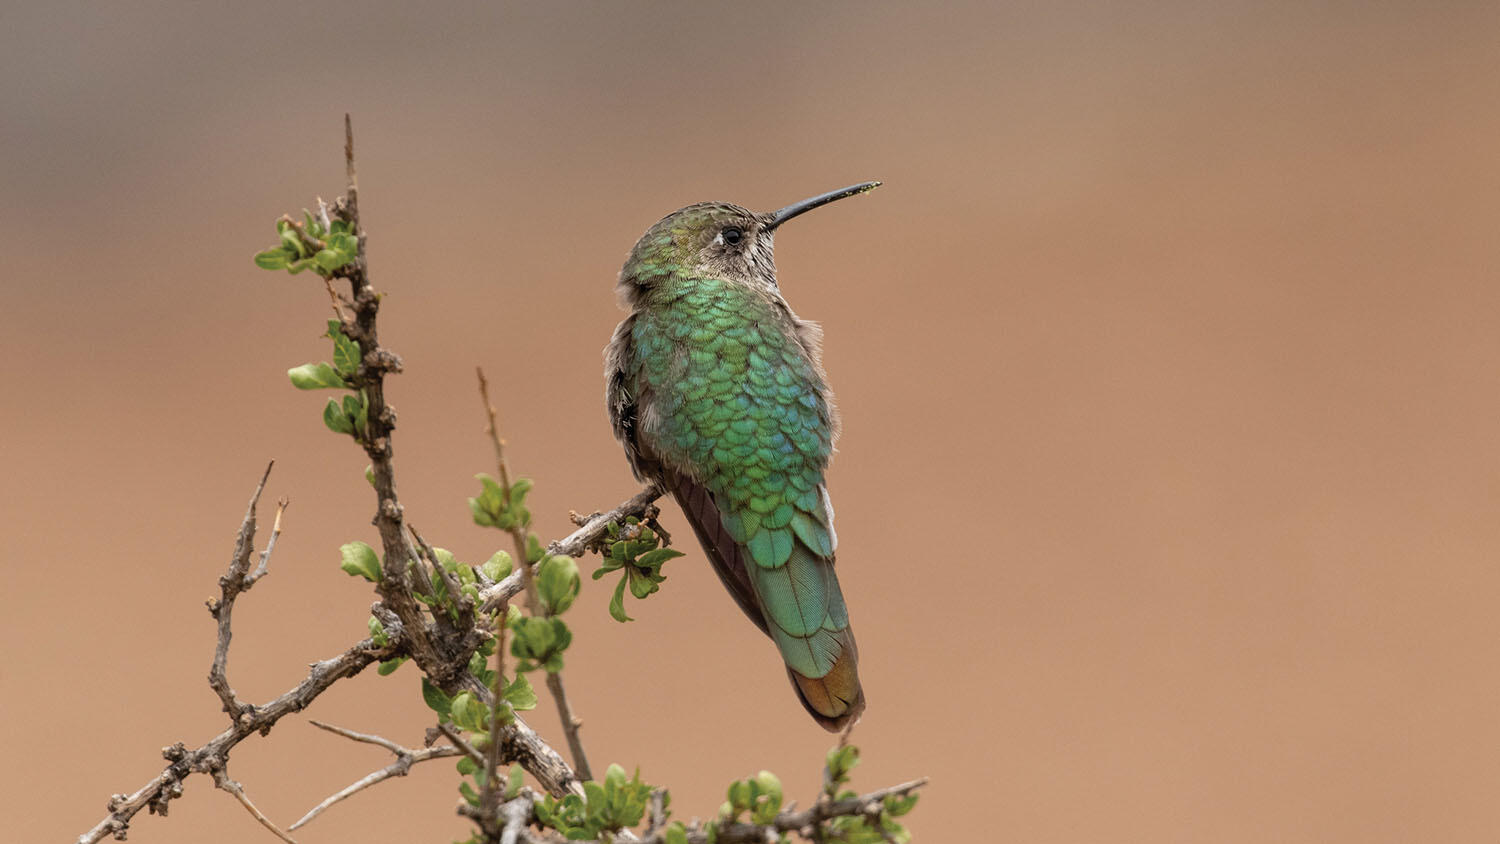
<box><xmin>289</xmin><ymin>721</ymin><xmax>463</xmax><ymax>831</ymax></box>
<box><xmin>214</xmin><ymin>768</ymin><xmax>298</xmax><ymax>844</ymax></box>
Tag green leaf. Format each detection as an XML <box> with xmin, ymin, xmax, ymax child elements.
<box><xmin>584</xmin><ymin>782</ymin><xmax>606</xmax><ymax>814</ymax></box>
<box><xmin>609</xmin><ymin>575</ymin><xmax>632</xmax><ymax>623</ymax></box>
<box><xmin>367</xmin><ymin>615</ymin><xmax>387</xmax><ymax>645</ymax></box>
<box><xmin>665</xmin><ymin>823</ymin><xmax>688</xmax><ymax>844</ymax></box>
<box><xmin>430</xmin><ymin>547</ymin><xmax>457</xmax><ymax>573</ymax></box>
<box><xmin>469</xmin><ymin>473</ymin><xmax>511</xmax><ymax>528</ymax></box>
<box><xmin>481</xmin><ymin>550</ymin><xmax>513</xmax><ymax>581</ymax></box>
<box><xmin>457</xmin><ymin>756</ymin><xmax>478</xmax><ymax>776</ymax></box>
<box><xmin>537</xmin><ymin>555</ymin><xmax>580</xmax><ymax>615</ymax></box>
<box><xmin>339</xmin><ymin>541</ymin><xmax>381</xmax><ymax>582</ymax></box>
<box><xmin>506</xmin><ymin>765</ymin><xmax>524</xmax><ymax>799</ymax></box>
<box><xmin>628</xmin><ymin>570</ymin><xmax>658</xmax><ymax>599</ymax></box>
<box><xmin>637</xmin><ymin>547</ymin><xmax>685</xmax><ymax>569</ymax></box>
<box><xmin>328</xmin><ymin>231</ymin><xmax>357</xmax><ymax>257</ymax></box>
<box><xmin>343</xmin><ymin>393</ymin><xmax>367</xmax><ymax>435</ymax></box>
<box><xmin>825</xmin><ymin>744</ymin><xmax>860</xmax><ymax>797</ymax></box>
<box><xmin>450</xmin><ymin>692</ymin><xmax>487</xmax><ymax>733</ymax></box>
<box><xmin>503</xmin><ymin>674</ymin><xmax>538</xmax><ymax>711</ymax></box>
<box><xmin>254</xmin><ymin>249</ymin><xmax>290</xmax><ymax>270</ymax></box>
<box><xmin>884</xmin><ymin>793</ymin><xmax>919</xmax><ymax>817</ymax></box>
<box><xmin>315</xmin><ymin>248</ymin><xmax>345</xmax><ymax>271</ymax></box>
<box><xmin>727</xmin><ymin>780</ymin><xmax>749</xmax><ymax>812</ymax></box>
<box><xmin>751</xmin><ymin>770</ymin><xmax>782</xmax><ymax>823</ymax></box>
<box><xmin>280</xmin><ymin>226</ymin><xmax>305</xmax><ymax>255</ymax></box>
<box><xmin>526</xmin><ymin>534</ymin><xmax>544</xmax><ymax>563</ymax></box>
<box><xmin>509</xmin><ymin>477</ymin><xmax>533</xmax><ymax>508</ymax></box>
<box><xmin>469</xmin><ymin>497</ymin><xmax>495</xmax><ymax>527</ymax></box>
<box><xmin>422</xmin><ymin>677</ymin><xmax>453</xmax><ymax>719</ymax></box>
<box><xmin>364</xmin><ymin>464</ymin><xmax>375</xmax><ymax>486</ymax></box>
<box><xmin>288</xmin><ymin>362</ymin><xmax>346</xmax><ymax>390</ymax></box>
<box><xmin>332</xmin><ymin>333</ymin><xmax>361</xmax><ymax>376</ymax></box>
<box><xmin>376</xmin><ymin>657</ymin><xmax>405</xmax><ymax>675</ymax></box>
<box><xmin>510</xmin><ymin>617</ymin><xmax>572</xmax><ymax>672</ymax></box>
<box><xmin>324</xmin><ymin>399</ymin><xmax>354</xmax><ymax>434</ymax></box>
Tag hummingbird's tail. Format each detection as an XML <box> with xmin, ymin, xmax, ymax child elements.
<box><xmin>671</xmin><ymin>473</ymin><xmax>864</xmax><ymax>731</ymax></box>
<box><xmin>787</xmin><ymin>633</ymin><xmax>864</xmax><ymax>731</ymax></box>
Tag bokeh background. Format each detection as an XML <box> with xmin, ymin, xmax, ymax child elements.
<box><xmin>5</xmin><ymin>2</ymin><xmax>1497</xmax><ymax>842</ymax></box>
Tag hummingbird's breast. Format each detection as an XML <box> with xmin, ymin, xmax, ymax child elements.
<box><xmin>625</xmin><ymin>277</ymin><xmax>833</xmax><ymax>503</ymax></box>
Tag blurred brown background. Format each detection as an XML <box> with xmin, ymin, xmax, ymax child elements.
<box><xmin>5</xmin><ymin>2</ymin><xmax>1497</xmax><ymax>842</ymax></box>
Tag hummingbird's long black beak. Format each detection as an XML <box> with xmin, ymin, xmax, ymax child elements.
<box><xmin>767</xmin><ymin>181</ymin><xmax>881</xmax><ymax>230</ymax></box>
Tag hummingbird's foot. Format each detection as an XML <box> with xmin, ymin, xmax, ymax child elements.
<box><xmin>643</xmin><ymin>510</ymin><xmax>672</xmax><ymax>547</ymax></box>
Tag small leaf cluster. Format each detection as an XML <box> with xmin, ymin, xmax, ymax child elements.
<box><xmin>591</xmin><ymin>518</ymin><xmax>683</xmax><ymax>623</ymax></box>
<box><xmin>341</xmin><ymin>540</ymin><xmax>515</xmax><ymax>675</ymax></box>
<box><xmin>819</xmin><ymin>746</ymin><xmax>918</xmax><ymax>844</ymax></box>
<box><xmin>289</xmin><ymin>321</ymin><xmax>368</xmax><ymax>438</ymax></box>
<box><xmin>253</xmin><ymin>212</ymin><xmax>358</xmax><ymax>275</ymax></box>
<box><xmin>508</xmin><ymin>615</ymin><xmax>572</xmax><ymax>673</ymax></box>
<box><xmin>366</xmin><ymin>615</ymin><xmax>406</xmax><ymax>675</ymax></box>
<box><xmin>469</xmin><ymin>474</ymin><xmax>582</xmax><ymax>673</ymax></box>
<box><xmin>534</xmin><ymin>764</ymin><xmax>661</xmax><ymax>840</ymax></box>
<box><xmin>535</xmin><ymin>554</ymin><xmax>580</xmax><ymax>615</ymax></box>
<box><xmin>421</xmin><ymin>648</ymin><xmax>539</xmax><ymax>808</ymax></box>
<box><xmin>458</xmin><ymin>763</ymin><xmax>525</xmax><ymax>812</ymax></box>
<box><xmin>509</xmin><ymin>553</ymin><xmax>581</xmax><ymax>672</ymax></box>
<box><xmin>412</xmin><ymin>546</ymin><xmax>513</xmax><ymax>621</ymax></box>
<box><xmin>718</xmin><ymin>770</ymin><xmax>784</xmax><ymax>826</ymax></box>
<box><xmin>469</xmin><ymin>474</ymin><xmax>532</xmax><ymax>531</ymax></box>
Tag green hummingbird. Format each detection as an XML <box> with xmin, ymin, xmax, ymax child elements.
<box><xmin>605</xmin><ymin>182</ymin><xmax>880</xmax><ymax>730</ymax></box>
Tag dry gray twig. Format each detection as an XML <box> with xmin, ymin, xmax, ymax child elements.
<box><xmin>213</xmin><ymin>767</ymin><xmax>298</xmax><ymax>844</ymax></box>
<box><xmin>208</xmin><ymin>461</ymin><xmax>280</xmax><ymax>718</ymax></box>
<box><xmin>288</xmin><ymin>722</ymin><xmax>463</xmax><ymax>831</ymax></box>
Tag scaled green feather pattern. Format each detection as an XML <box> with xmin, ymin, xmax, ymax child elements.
<box><xmin>629</xmin><ymin>279</ymin><xmax>848</xmax><ymax>675</ymax></box>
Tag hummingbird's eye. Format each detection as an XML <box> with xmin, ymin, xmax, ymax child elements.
<box><xmin>721</xmin><ymin>227</ymin><xmax>744</xmax><ymax>246</ymax></box>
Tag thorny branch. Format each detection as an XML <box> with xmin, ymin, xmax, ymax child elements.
<box><xmin>320</xmin><ymin>116</ymin><xmax>587</xmax><ymax>801</ymax></box>
<box><xmin>207</xmin><ymin>461</ymin><xmax>286</xmax><ymax>718</ymax></box>
<box><xmin>677</xmin><ymin>777</ymin><xmax>929</xmax><ymax>844</ymax></box>
<box><xmin>76</xmin><ymin>463</ymin><xmax>402</xmax><ymax>844</ymax></box>
<box><xmin>446</xmin><ymin>777</ymin><xmax>930</xmax><ymax>844</ymax></box>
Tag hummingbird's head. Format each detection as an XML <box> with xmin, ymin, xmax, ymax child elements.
<box><xmin>618</xmin><ymin>182</ymin><xmax>880</xmax><ymax>303</ymax></box>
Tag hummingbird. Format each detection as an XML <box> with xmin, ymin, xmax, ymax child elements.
<box><xmin>605</xmin><ymin>182</ymin><xmax>879</xmax><ymax>730</ymax></box>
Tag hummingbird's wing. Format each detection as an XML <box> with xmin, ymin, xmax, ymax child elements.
<box><xmin>670</xmin><ymin>470</ymin><xmax>768</xmax><ymax>632</ymax></box>
<box><xmin>605</xmin><ymin>315</ymin><xmax>655</xmax><ymax>480</ymax></box>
